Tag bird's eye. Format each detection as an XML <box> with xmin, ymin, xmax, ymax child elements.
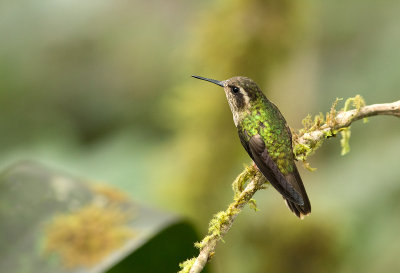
<box><xmin>231</xmin><ymin>86</ymin><xmax>240</xmax><ymax>94</ymax></box>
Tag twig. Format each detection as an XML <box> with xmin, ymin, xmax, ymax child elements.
<box><xmin>179</xmin><ymin>98</ymin><xmax>400</xmax><ymax>273</ymax></box>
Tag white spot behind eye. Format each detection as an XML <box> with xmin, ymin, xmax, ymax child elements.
<box><xmin>239</xmin><ymin>88</ymin><xmax>250</xmax><ymax>105</ymax></box>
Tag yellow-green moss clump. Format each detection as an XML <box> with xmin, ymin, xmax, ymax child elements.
<box><xmin>293</xmin><ymin>95</ymin><xmax>366</xmax><ymax>165</ymax></box>
<box><xmin>339</xmin><ymin>95</ymin><xmax>367</xmax><ymax>155</ymax></box>
<box><xmin>178</xmin><ymin>257</ymin><xmax>196</xmax><ymax>273</ymax></box>
<box><xmin>44</xmin><ymin>203</ymin><xmax>134</xmax><ymax>267</ymax></box>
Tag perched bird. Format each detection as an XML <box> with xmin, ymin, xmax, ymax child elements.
<box><xmin>192</xmin><ymin>75</ymin><xmax>311</xmax><ymax>219</ymax></box>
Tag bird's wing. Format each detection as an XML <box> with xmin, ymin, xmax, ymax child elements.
<box><xmin>237</xmin><ymin>127</ymin><xmax>252</xmax><ymax>158</ymax></box>
<box><xmin>248</xmin><ymin>134</ymin><xmax>304</xmax><ymax>205</ymax></box>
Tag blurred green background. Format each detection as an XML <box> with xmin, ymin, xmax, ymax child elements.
<box><xmin>1</xmin><ymin>0</ymin><xmax>400</xmax><ymax>272</ymax></box>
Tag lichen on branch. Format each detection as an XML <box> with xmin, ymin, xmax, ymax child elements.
<box><xmin>293</xmin><ymin>95</ymin><xmax>367</xmax><ymax>163</ymax></box>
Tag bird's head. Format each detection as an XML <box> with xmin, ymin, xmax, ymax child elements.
<box><xmin>192</xmin><ymin>75</ymin><xmax>264</xmax><ymax>124</ymax></box>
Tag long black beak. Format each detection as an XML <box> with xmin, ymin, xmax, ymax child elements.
<box><xmin>192</xmin><ymin>75</ymin><xmax>224</xmax><ymax>87</ymax></box>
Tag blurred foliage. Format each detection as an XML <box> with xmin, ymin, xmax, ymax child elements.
<box><xmin>44</xmin><ymin>184</ymin><xmax>135</xmax><ymax>267</ymax></box>
<box><xmin>44</xmin><ymin>204</ymin><xmax>134</xmax><ymax>267</ymax></box>
<box><xmin>1</xmin><ymin>0</ymin><xmax>400</xmax><ymax>272</ymax></box>
<box><xmin>0</xmin><ymin>161</ymin><xmax>200</xmax><ymax>273</ymax></box>
<box><xmin>107</xmin><ymin>222</ymin><xmax>210</xmax><ymax>273</ymax></box>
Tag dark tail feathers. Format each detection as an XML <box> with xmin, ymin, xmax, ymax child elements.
<box><xmin>284</xmin><ymin>165</ymin><xmax>311</xmax><ymax>219</ymax></box>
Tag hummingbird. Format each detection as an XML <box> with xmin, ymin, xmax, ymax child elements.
<box><xmin>192</xmin><ymin>75</ymin><xmax>311</xmax><ymax>218</ymax></box>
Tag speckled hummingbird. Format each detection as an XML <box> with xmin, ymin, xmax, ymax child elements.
<box><xmin>192</xmin><ymin>75</ymin><xmax>311</xmax><ymax>218</ymax></box>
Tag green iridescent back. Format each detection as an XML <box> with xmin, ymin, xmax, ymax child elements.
<box><xmin>240</xmin><ymin>97</ymin><xmax>294</xmax><ymax>175</ymax></box>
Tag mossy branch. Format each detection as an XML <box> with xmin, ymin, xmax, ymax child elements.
<box><xmin>293</xmin><ymin>97</ymin><xmax>400</xmax><ymax>159</ymax></box>
<box><xmin>179</xmin><ymin>97</ymin><xmax>400</xmax><ymax>273</ymax></box>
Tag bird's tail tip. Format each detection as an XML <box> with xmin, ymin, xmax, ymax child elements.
<box><xmin>284</xmin><ymin>199</ymin><xmax>311</xmax><ymax>219</ymax></box>
<box><xmin>299</xmin><ymin>211</ymin><xmax>311</xmax><ymax>220</ymax></box>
